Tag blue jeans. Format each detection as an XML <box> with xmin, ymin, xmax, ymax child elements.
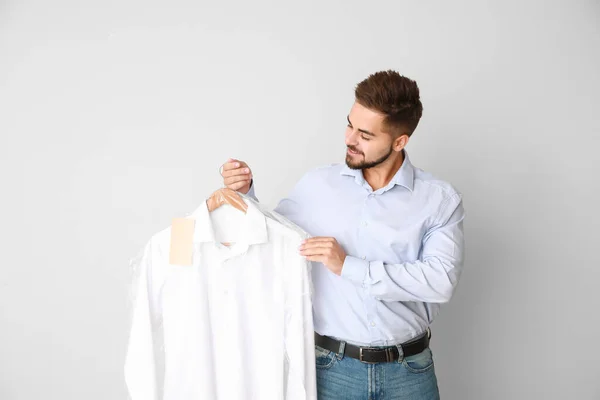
<box><xmin>315</xmin><ymin>344</ymin><xmax>440</xmax><ymax>400</ymax></box>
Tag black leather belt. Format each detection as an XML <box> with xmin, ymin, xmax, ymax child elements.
<box><xmin>314</xmin><ymin>330</ymin><xmax>430</xmax><ymax>364</ymax></box>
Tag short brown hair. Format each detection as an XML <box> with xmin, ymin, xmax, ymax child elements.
<box><xmin>355</xmin><ymin>70</ymin><xmax>423</xmax><ymax>137</ymax></box>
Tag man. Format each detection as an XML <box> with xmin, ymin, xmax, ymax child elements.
<box><xmin>220</xmin><ymin>70</ymin><xmax>465</xmax><ymax>400</ymax></box>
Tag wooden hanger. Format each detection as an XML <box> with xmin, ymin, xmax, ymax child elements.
<box><xmin>168</xmin><ymin>188</ymin><xmax>247</xmax><ymax>264</ymax></box>
<box><xmin>206</xmin><ymin>187</ymin><xmax>248</xmax><ymax>213</ymax></box>
<box><xmin>206</xmin><ymin>188</ymin><xmax>247</xmax><ymax>247</ymax></box>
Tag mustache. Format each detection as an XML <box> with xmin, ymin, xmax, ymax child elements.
<box><xmin>347</xmin><ymin>145</ymin><xmax>363</xmax><ymax>154</ymax></box>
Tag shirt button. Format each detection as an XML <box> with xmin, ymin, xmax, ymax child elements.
<box><xmin>362</xmin><ymin>221</ymin><xmax>368</xmax><ymax>227</ymax></box>
<box><xmin>370</xmin><ymin>321</ymin><xmax>376</xmax><ymax>327</ymax></box>
<box><xmin>362</xmin><ymin>256</ymin><xmax>366</xmax><ymax>260</ymax></box>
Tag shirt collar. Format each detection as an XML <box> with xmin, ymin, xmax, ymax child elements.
<box><xmin>340</xmin><ymin>149</ymin><xmax>414</xmax><ymax>192</ymax></box>
<box><xmin>190</xmin><ymin>193</ymin><xmax>268</xmax><ymax>246</ymax></box>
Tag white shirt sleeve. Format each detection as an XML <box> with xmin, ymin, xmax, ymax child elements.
<box><xmin>124</xmin><ymin>239</ymin><xmax>164</xmax><ymax>400</ymax></box>
<box><xmin>283</xmin><ymin>235</ymin><xmax>317</xmax><ymax>400</ymax></box>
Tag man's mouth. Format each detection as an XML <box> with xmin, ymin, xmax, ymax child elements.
<box><xmin>347</xmin><ymin>147</ymin><xmax>361</xmax><ymax>155</ymax></box>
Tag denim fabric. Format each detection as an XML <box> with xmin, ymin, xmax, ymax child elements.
<box><xmin>315</xmin><ymin>344</ymin><xmax>440</xmax><ymax>399</ymax></box>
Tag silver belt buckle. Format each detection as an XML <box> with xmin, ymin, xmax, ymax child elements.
<box><xmin>359</xmin><ymin>347</ymin><xmax>392</xmax><ymax>364</ymax></box>
<box><xmin>359</xmin><ymin>347</ymin><xmax>375</xmax><ymax>364</ymax></box>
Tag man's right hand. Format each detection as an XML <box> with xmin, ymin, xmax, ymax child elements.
<box><xmin>220</xmin><ymin>158</ymin><xmax>253</xmax><ymax>194</ymax></box>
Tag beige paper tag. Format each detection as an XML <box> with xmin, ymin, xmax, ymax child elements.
<box><xmin>169</xmin><ymin>217</ymin><xmax>195</xmax><ymax>266</ymax></box>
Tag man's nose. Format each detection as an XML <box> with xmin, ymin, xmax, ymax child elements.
<box><xmin>345</xmin><ymin>129</ymin><xmax>358</xmax><ymax>146</ymax></box>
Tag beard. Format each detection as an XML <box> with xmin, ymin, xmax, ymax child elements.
<box><xmin>345</xmin><ymin>145</ymin><xmax>393</xmax><ymax>170</ymax></box>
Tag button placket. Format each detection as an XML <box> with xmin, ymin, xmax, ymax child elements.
<box><xmin>365</xmin><ymin>295</ymin><xmax>379</xmax><ymax>339</ymax></box>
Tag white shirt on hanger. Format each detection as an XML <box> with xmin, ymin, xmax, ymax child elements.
<box><xmin>124</xmin><ymin>195</ymin><xmax>317</xmax><ymax>400</ymax></box>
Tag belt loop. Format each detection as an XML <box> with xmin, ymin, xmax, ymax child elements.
<box><xmin>395</xmin><ymin>343</ymin><xmax>404</xmax><ymax>363</ymax></box>
<box><xmin>337</xmin><ymin>340</ymin><xmax>346</xmax><ymax>360</ymax></box>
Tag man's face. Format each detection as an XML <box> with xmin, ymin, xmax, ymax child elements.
<box><xmin>345</xmin><ymin>102</ymin><xmax>395</xmax><ymax>170</ymax></box>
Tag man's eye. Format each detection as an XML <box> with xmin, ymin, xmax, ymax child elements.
<box><xmin>361</xmin><ymin>135</ymin><xmax>370</xmax><ymax>141</ymax></box>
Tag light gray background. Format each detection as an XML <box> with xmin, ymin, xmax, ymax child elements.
<box><xmin>1</xmin><ymin>0</ymin><xmax>599</xmax><ymax>399</ymax></box>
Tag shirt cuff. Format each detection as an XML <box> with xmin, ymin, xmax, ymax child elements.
<box><xmin>246</xmin><ymin>180</ymin><xmax>258</xmax><ymax>201</ymax></box>
<box><xmin>340</xmin><ymin>256</ymin><xmax>369</xmax><ymax>285</ymax></box>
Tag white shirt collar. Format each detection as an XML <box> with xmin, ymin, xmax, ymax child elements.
<box><xmin>190</xmin><ymin>194</ymin><xmax>269</xmax><ymax>246</ymax></box>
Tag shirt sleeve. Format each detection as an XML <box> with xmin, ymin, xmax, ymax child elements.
<box><xmin>124</xmin><ymin>239</ymin><xmax>164</xmax><ymax>400</ymax></box>
<box><xmin>283</xmin><ymin>235</ymin><xmax>317</xmax><ymax>400</ymax></box>
<box><xmin>273</xmin><ymin>171</ymin><xmax>312</xmax><ymax>227</ymax></box>
<box><xmin>341</xmin><ymin>193</ymin><xmax>465</xmax><ymax>303</ymax></box>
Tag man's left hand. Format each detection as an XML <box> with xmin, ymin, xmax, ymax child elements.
<box><xmin>299</xmin><ymin>237</ymin><xmax>346</xmax><ymax>275</ymax></box>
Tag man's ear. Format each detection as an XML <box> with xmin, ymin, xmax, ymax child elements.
<box><xmin>393</xmin><ymin>134</ymin><xmax>409</xmax><ymax>152</ymax></box>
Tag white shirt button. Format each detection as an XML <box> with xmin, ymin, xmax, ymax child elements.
<box><xmin>370</xmin><ymin>321</ymin><xmax>376</xmax><ymax>327</ymax></box>
<box><xmin>362</xmin><ymin>256</ymin><xmax>366</xmax><ymax>260</ymax></box>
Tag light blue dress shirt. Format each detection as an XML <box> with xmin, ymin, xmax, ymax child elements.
<box><xmin>248</xmin><ymin>150</ymin><xmax>465</xmax><ymax>346</ymax></box>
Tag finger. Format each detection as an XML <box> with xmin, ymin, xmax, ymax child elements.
<box><xmin>225</xmin><ymin>174</ymin><xmax>252</xmax><ymax>183</ymax></box>
<box><xmin>299</xmin><ymin>247</ymin><xmax>329</xmax><ymax>256</ymax></box>
<box><xmin>222</xmin><ymin>167</ymin><xmax>251</xmax><ymax>178</ymax></box>
<box><xmin>221</xmin><ymin>167</ymin><xmax>250</xmax><ymax>178</ymax></box>
<box><xmin>227</xmin><ymin>181</ymin><xmax>247</xmax><ymax>191</ymax></box>
<box><xmin>225</xmin><ymin>174</ymin><xmax>252</xmax><ymax>185</ymax></box>
<box><xmin>223</xmin><ymin>158</ymin><xmax>237</xmax><ymax>170</ymax></box>
<box><xmin>304</xmin><ymin>255</ymin><xmax>328</xmax><ymax>264</ymax></box>
<box><xmin>300</xmin><ymin>241</ymin><xmax>334</xmax><ymax>250</ymax></box>
<box><xmin>221</xmin><ymin>161</ymin><xmax>238</xmax><ymax>172</ymax></box>
<box><xmin>222</xmin><ymin>160</ymin><xmax>247</xmax><ymax>172</ymax></box>
<box><xmin>303</xmin><ymin>237</ymin><xmax>335</xmax><ymax>243</ymax></box>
